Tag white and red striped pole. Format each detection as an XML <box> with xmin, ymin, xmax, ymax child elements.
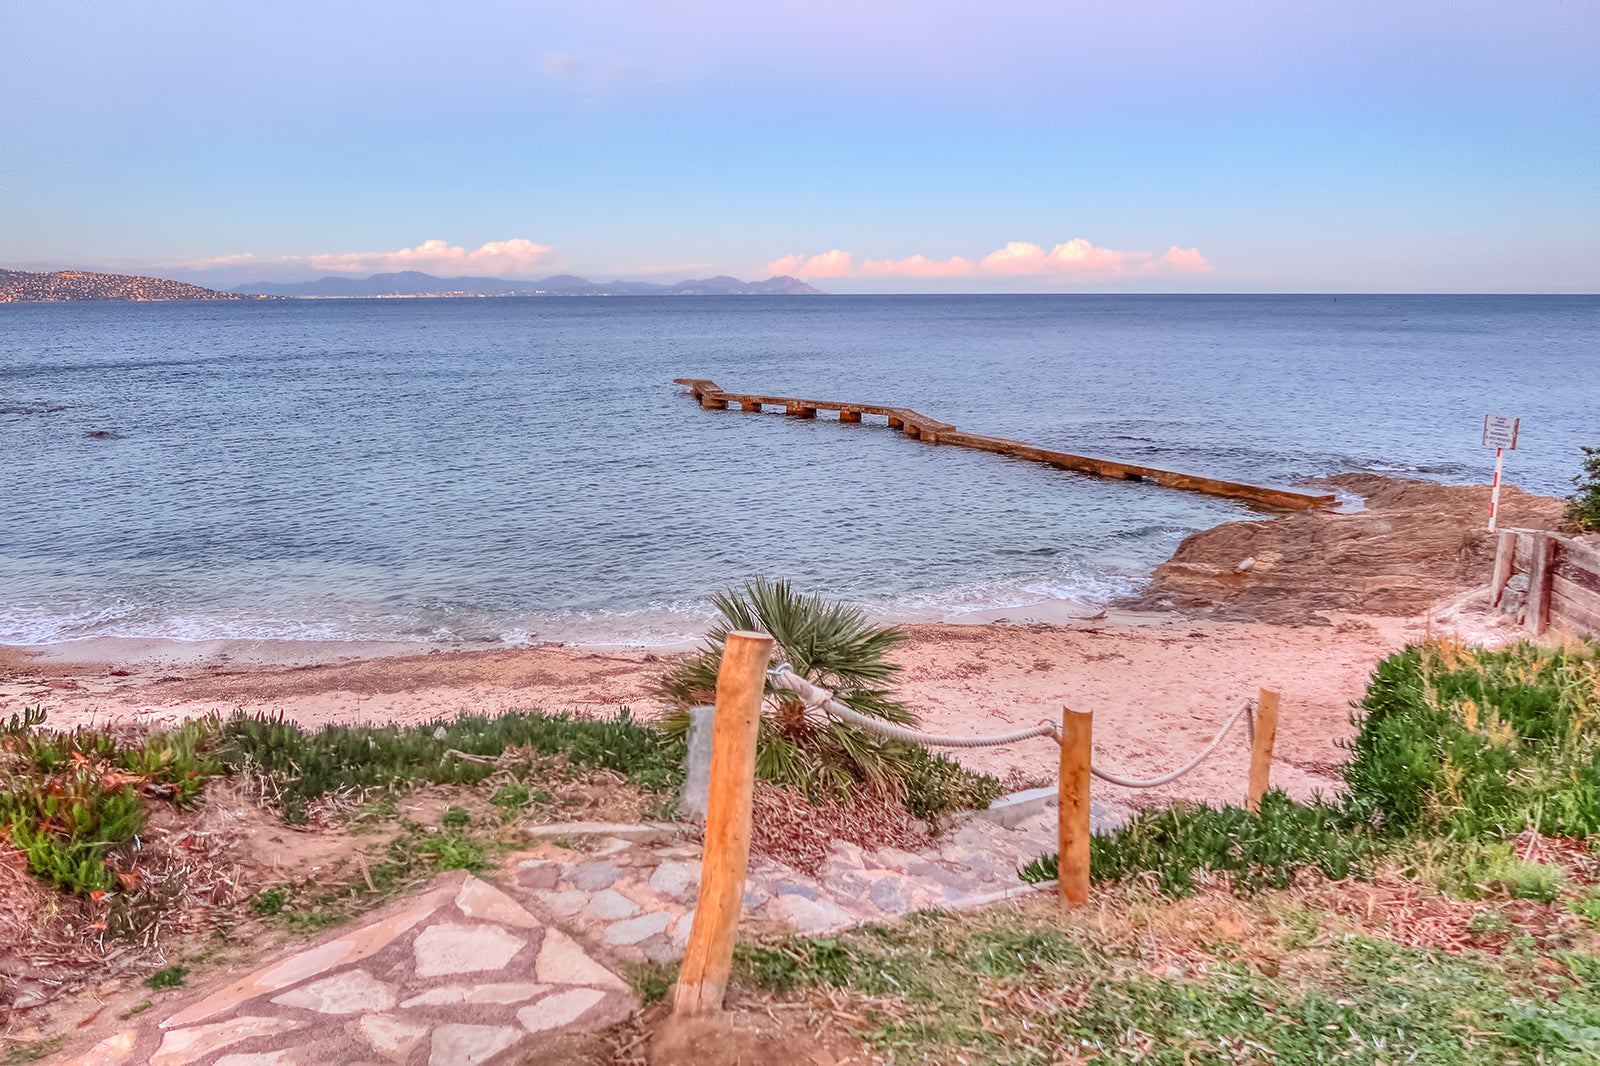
<box><xmin>1488</xmin><ymin>446</ymin><xmax>1506</xmax><ymax>532</ymax></box>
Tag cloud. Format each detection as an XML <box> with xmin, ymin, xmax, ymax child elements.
<box><xmin>770</xmin><ymin>238</ymin><xmax>1211</xmax><ymax>282</ymax></box>
<box><xmin>193</xmin><ymin>239</ymin><xmax>554</xmax><ymax>278</ymax></box>
<box><xmin>1160</xmin><ymin>245</ymin><xmax>1211</xmax><ymax>273</ymax></box>
<box><xmin>859</xmin><ymin>254</ymin><xmax>974</xmax><ymax>278</ymax></box>
<box><xmin>765</xmin><ymin>249</ymin><xmax>853</xmax><ymax>278</ymax></box>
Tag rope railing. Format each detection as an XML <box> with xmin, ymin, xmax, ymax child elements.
<box><xmin>672</xmin><ymin>631</ymin><xmax>1283</xmax><ymax>1006</ymax></box>
<box><xmin>767</xmin><ymin>663</ymin><xmax>1255</xmax><ymax>789</ymax></box>
<box><xmin>768</xmin><ymin>664</ymin><xmax>1060</xmax><ymax>749</ymax></box>
<box><xmin>1087</xmin><ymin>698</ymin><xmax>1255</xmax><ymax>789</ymax></box>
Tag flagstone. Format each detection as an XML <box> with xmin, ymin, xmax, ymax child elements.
<box><xmin>271</xmin><ymin>968</ymin><xmax>395</xmax><ymax>1014</ymax></box>
<box><xmin>603</xmin><ymin>910</ymin><xmax>671</xmax><ymax>946</ymax></box>
<box><xmin>454</xmin><ymin>875</ymin><xmax>542</xmax><ymax>929</ymax></box>
<box><xmin>400</xmin><ymin>982</ymin><xmax>550</xmax><ymax>1007</ymax></box>
<box><xmin>162</xmin><ymin>896</ymin><xmax>440</xmax><ymax>1028</ymax></box>
<box><xmin>566</xmin><ymin>860</ymin><xmax>624</xmax><ymax>891</ymax></box>
<box><xmin>151</xmin><ymin>1016</ymin><xmax>301</xmax><ymax>1066</ymax></box>
<box><xmin>412</xmin><ymin>921</ymin><xmax>527</xmax><ymax>978</ymax></box>
<box><xmin>517</xmin><ymin>987</ymin><xmax>608</xmax><ymax>1034</ymax></box>
<box><xmin>427</xmin><ymin>1023</ymin><xmax>522</xmax><ymax>1066</ymax></box>
<box><xmin>534</xmin><ymin>928</ymin><xmax>629</xmax><ymax>990</ymax></box>
<box><xmin>648</xmin><ymin>860</ymin><xmax>700</xmax><ymax>900</ymax></box>
<box><xmin>353</xmin><ymin>1013</ymin><xmax>429</xmax><ymax>1061</ymax></box>
<box><xmin>212</xmin><ymin>1050</ymin><xmax>305</xmax><ymax>1066</ymax></box>
<box><xmin>583</xmin><ymin>888</ymin><xmax>641</xmax><ymax>921</ymax></box>
<box><xmin>529</xmin><ymin>888</ymin><xmax>587</xmax><ymax>918</ymax></box>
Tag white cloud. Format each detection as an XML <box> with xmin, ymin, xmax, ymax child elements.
<box><xmin>193</xmin><ymin>238</ymin><xmax>554</xmax><ymax>278</ymax></box>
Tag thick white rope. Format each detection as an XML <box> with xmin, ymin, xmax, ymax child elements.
<box><xmin>767</xmin><ymin>663</ymin><xmax>1255</xmax><ymax>788</ymax></box>
<box><xmin>1089</xmin><ymin>698</ymin><xmax>1255</xmax><ymax>789</ymax></box>
<box><xmin>767</xmin><ymin>665</ymin><xmax>1058</xmax><ymax>749</ymax></box>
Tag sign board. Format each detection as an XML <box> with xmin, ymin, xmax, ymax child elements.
<box><xmin>1483</xmin><ymin>414</ymin><xmax>1520</xmax><ymax>451</ymax></box>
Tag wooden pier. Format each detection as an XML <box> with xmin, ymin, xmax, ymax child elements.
<box><xmin>674</xmin><ymin>378</ymin><xmax>1338</xmax><ymax>512</ymax></box>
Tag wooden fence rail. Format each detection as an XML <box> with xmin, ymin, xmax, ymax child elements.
<box><xmin>1491</xmin><ymin>529</ymin><xmax>1600</xmax><ymax>637</ymax></box>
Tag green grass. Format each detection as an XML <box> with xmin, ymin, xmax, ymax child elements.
<box><xmin>222</xmin><ymin>707</ymin><xmax>683</xmax><ymax>823</ymax></box>
<box><xmin>1021</xmin><ymin>790</ymin><xmax>1381</xmax><ymax>895</ymax></box>
<box><xmin>142</xmin><ymin>965</ymin><xmax>188</xmax><ymax>989</ymax></box>
<box><xmin>734</xmin><ymin>900</ymin><xmax>1600</xmax><ymax>1065</ymax></box>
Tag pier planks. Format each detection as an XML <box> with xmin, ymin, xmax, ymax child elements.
<box><xmin>673</xmin><ymin>378</ymin><xmax>1338</xmax><ymax>512</ymax></box>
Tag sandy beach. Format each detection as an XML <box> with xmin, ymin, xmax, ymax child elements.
<box><xmin>0</xmin><ymin>602</ymin><xmax>1510</xmax><ymax>827</ymax></box>
<box><xmin>0</xmin><ymin>474</ymin><xmax>1567</xmax><ymax>824</ymax></box>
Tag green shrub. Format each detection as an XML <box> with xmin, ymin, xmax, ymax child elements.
<box><xmin>1343</xmin><ymin>640</ymin><xmax>1600</xmax><ymax>840</ymax></box>
<box><xmin>898</xmin><ymin>745</ymin><xmax>1002</xmax><ymax>820</ymax></box>
<box><xmin>1568</xmin><ymin>445</ymin><xmax>1600</xmax><ymax>533</ymax></box>
<box><xmin>1020</xmin><ymin>791</ymin><xmax>1381</xmax><ymax>896</ymax></box>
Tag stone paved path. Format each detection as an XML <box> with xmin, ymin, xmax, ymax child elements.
<box><xmin>55</xmin><ymin>792</ymin><xmax>1105</xmax><ymax>1064</ymax></box>
<box><xmin>511</xmin><ymin>796</ymin><xmax>1112</xmax><ymax>955</ymax></box>
<box><xmin>63</xmin><ymin>871</ymin><xmax>636</xmax><ymax>1066</ymax></box>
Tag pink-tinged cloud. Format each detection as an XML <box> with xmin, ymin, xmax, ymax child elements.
<box><xmin>771</xmin><ymin>238</ymin><xmax>1210</xmax><ymax>282</ymax></box>
<box><xmin>308</xmin><ymin>239</ymin><xmax>553</xmax><ymax>276</ymax></box>
<box><xmin>1160</xmin><ymin>245</ymin><xmax>1211</xmax><ymax>273</ymax></box>
<box><xmin>765</xmin><ymin>249</ymin><xmax>853</xmax><ymax>278</ymax></box>
<box><xmin>859</xmin><ymin>254</ymin><xmax>974</xmax><ymax>278</ymax></box>
<box><xmin>193</xmin><ymin>238</ymin><xmax>555</xmax><ymax>278</ymax></box>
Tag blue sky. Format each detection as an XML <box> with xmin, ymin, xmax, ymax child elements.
<box><xmin>2</xmin><ymin>1</ymin><xmax>1596</xmax><ymax>292</ymax></box>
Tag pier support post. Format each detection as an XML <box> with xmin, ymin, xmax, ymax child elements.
<box><xmin>700</xmin><ymin>396</ymin><xmax>727</xmax><ymax>410</ymax></box>
<box><xmin>1058</xmin><ymin>709</ymin><xmax>1092</xmax><ymax>907</ymax></box>
<box><xmin>839</xmin><ymin>410</ymin><xmax>862</xmax><ymax>424</ymax></box>
<box><xmin>785</xmin><ymin>404</ymin><xmax>816</xmax><ymax>419</ymax></box>
<box><xmin>886</xmin><ymin>415</ymin><xmax>903</xmax><ymax>430</ymax></box>
<box><xmin>673</xmin><ymin>630</ymin><xmax>773</xmax><ymax>1016</ymax></box>
<box><xmin>740</xmin><ymin>400</ymin><xmax>764</xmax><ymax>412</ymax></box>
<box><xmin>1246</xmin><ymin>689</ymin><xmax>1280</xmax><ymax>812</ymax></box>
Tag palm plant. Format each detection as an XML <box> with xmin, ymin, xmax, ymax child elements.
<box><xmin>658</xmin><ymin>578</ymin><xmax>922</xmax><ymax>800</ymax></box>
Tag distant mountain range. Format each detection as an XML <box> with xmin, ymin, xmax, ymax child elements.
<box><xmin>0</xmin><ymin>269</ymin><xmax>246</xmax><ymax>303</ymax></box>
<box><xmin>232</xmin><ymin>271</ymin><xmax>823</xmax><ymax>298</ymax></box>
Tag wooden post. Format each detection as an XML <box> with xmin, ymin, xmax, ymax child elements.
<box><xmin>1526</xmin><ymin>535</ymin><xmax>1554</xmax><ymax>636</ymax></box>
<box><xmin>1490</xmin><ymin>531</ymin><xmax>1516</xmax><ymax>608</ymax></box>
<box><xmin>1246</xmin><ymin>688</ymin><xmax>1280</xmax><ymax>812</ymax></box>
<box><xmin>1058</xmin><ymin>709</ymin><xmax>1092</xmax><ymax>907</ymax></box>
<box><xmin>839</xmin><ymin>410</ymin><xmax>862</xmax><ymax>424</ymax></box>
<box><xmin>673</xmin><ymin>630</ymin><xmax>774</xmax><ymax>1016</ymax></box>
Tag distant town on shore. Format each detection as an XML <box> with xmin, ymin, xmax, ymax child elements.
<box><xmin>0</xmin><ymin>268</ymin><xmax>822</xmax><ymax>302</ymax></box>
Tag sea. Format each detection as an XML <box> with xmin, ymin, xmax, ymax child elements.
<box><xmin>2</xmin><ymin>294</ymin><xmax>1595</xmax><ymax>649</ymax></box>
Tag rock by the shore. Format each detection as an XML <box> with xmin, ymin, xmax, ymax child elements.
<box><xmin>1124</xmin><ymin>474</ymin><xmax>1567</xmax><ymax>624</ymax></box>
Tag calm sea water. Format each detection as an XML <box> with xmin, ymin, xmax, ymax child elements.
<box><xmin>2</xmin><ymin>295</ymin><xmax>1595</xmax><ymax>647</ymax></box>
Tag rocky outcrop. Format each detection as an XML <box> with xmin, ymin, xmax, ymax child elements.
<box><xmin>1124</xmin><ymin>474</ymin><xmax>1567</xmax><ymax>624</ymax></box>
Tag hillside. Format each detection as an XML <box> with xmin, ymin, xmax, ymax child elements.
<box><xmin>0</xmin><ymin>269</ymin><xmax>245</xmax><ymax>302</ymax></box>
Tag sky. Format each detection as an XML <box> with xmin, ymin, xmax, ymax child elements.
<box><xmin>1</xmin><ymin>1</ymin><xmax>1596</xmax><ymax>293</ymax></box>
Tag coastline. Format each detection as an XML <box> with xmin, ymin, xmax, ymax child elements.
<box><xmin>1</xmin><ymin>473</ymin><xmax>1572</xmax><ymax>825</ymax></box>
